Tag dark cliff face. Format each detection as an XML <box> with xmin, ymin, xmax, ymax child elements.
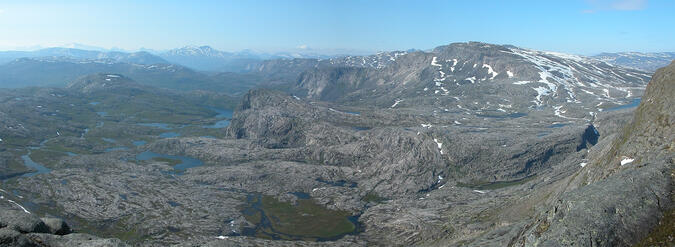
<box><xmin>296</xmin><ymin>67</ymin><xmax>370</xmax><ymax>101</ymax></box>
<box><xmin>512</xmin><ymin>61</ymin><xmax>674</xmax><ymax>247</ymax></box>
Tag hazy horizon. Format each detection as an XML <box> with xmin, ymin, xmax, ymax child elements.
<box><xmin>0</xmin><ymin>0</ymin><xmax>674</xmax><ymax>55</ymax></box>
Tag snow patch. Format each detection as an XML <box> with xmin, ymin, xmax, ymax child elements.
<box><xmin>7</xmin><ymin>200</ymin><xmax>30</xmax><ymax>214</ymax></box>
<box><xmin>553</xmin><ymin>105</ymin><xmax>571</xmax><ymax>119</ymax></box>
<box><xmin>532</xmin><ymin>87</ymin><xmax>551</xmax><ymax>106</ymax></box>
<box><xmin>620</xmin><ymin>157</ymin><xmax>634</xmax><ymax>166</ymax></box>
<box><xmin>482</xmin><ymin>64</ymin><xmax>499</xmax><ymax>79</ymax></box>
<box><xmin>433</xmin><ymin>138</ymin><xmax>443</xmax><ymax>154</ymax></box>
<box><xmin>391</xmin><ymin>99</ymin><xmax>403</xmax><ymax>108</ymax></box>
<box><xmin>431</xmin><ymin>57</ymin><xmax>441</xmax><ymax>67</ymax></box>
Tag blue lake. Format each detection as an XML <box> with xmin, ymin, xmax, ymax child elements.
<box><xmin>21</xmin><ymin>154</ymin><xmax>51</xmax><ymax>177</ymax></box>
<box><xmin>605</xmin><ymin>98</ymin><xmax>641</xmax><ymax>112</ymax></box>
<box><xmin>135</xmin><ymin>151</ymin><xmax>204</xmax><ymax>172</ymax></box>
<box><xmin>203</xmin><ymin>120</ymin><xmax>230</xmax><ymax>129</ymax></box>
<box><xmin>137</xmin><ymin>123</ymin><xmax>172</xmax><ymax>130</ymax></box>
<box><xmin>209</xmin><ymin>107</ymin><xmax>233</xmax><ymax>119</ymax></box>
<box><xmin>204</xmin><ymin>107</ymin><xmax>233</xmax><ymax>128</ymax></box>
<box><xmin>104</xmin><ymin>147</ymin><xmax>129</xmax><ymax>152</ymax></box>
<box><xmin>548</xmin><ymin>123</ymin><xmax>569</xmax><ymax>128</ymax></box>
<box><xmin>102</xmin><ymin>138</ymin><xmax>116</xmax><ymax>143</ymax></box>
<box><xmin>132</xmin><ymin>140</ymin><xmax>147</xmax><ymax>147</ymax></box>
<box><xmin>289</xmin><ymin>191</ymin><xmax>311</xmax><ymax>199</ymax></box>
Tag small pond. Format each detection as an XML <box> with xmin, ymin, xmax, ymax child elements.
<box><xmin>135</xmin><ymin>151</ymin><xmax>203</xmax><ymax>172</ymax></box>
<box><xmin>239</xmin><ymin>194</ymin><xmax>359</xmax><ymax>241</ymax></box>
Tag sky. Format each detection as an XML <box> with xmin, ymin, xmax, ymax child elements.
<box><xmin>0</xmin><ymin>0</ymin><xmax>673</xmax><ymax>55</ymax></box>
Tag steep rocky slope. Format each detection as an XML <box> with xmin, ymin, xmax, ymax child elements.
<box><xmin>499</xmin><ymin>61</ymin><xmax>674</xmax><ymax>246</ymax></box>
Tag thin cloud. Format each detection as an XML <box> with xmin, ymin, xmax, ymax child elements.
<box><xmin>583</xmin><ymin>0</ymin><xmax>647</xmax><ymax>13</ymax></box>
<box><xmin>297</xmin><ymin>44</ymin><xmax>308</xmax><ymax>49</ymax></box>
<box><xmin>0</xmin><ymin>9</ymin><xmax>4</xmax><ymax>14</ymax></box>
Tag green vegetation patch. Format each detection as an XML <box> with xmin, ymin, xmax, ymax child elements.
<box><xmin>242</xmin><ymin>195</ymin><xmax>356</xmax><ymax>241</ymax></box>
<box><xmin>29</xmin><ymin>149</ymin><xmax>66</xmax><ymax>168</ymax></box>
<box><xmin>635</xmin><ymin>208</ymin><xmax>675</xmax><ymax>247</ymax></box>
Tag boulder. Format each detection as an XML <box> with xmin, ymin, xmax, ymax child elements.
<box><xmin>40</xmin><ymin>217</ymin><xmax>72</xmax><ymax>235</ymax></box>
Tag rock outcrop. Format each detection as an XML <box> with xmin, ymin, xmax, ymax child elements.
<box><xmin>0</xmin><ymin>205</ymin><xmax>126</xmax><ymax>247</ymax></box>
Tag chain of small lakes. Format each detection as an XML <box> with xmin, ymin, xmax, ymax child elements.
<box><xmin>0</xmin><ymin>87</ymin><xmax>366</xmax><ymax>241</ymax></box>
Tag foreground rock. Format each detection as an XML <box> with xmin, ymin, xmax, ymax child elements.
<box><xmin>0</xmin><ymin>204</ymin><xmax>126</xmax><ymax>247</ymax></box>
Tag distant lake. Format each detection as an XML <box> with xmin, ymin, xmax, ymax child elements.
<box><xmin>137</xmin><ymin>123</ymin><xmax>172</xmax><ymax>130</ymax></box>
<box><xmin>21</xmin><ymin>154</ymin><xmax>51</xmax><ymax>177</ymax></box>
<box><xmin>132</xmin><ymin>140</ymin><xmax>147</xmax><ymax>147</ymax></box>
<box><xmin>605</xmin><ymin>98</ymin><xmax>641</xmax><ymax>112</ymax></box>
<box><xmin>204</xmin><ymin>107</ymin><xmax>233</xmax><ymax>128</ymax></box>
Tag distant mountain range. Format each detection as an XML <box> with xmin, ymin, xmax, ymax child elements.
<box><xmin>0</xmin><ymin>45</ymin><xmax>358</xmax><ymax>73</ymax></box>
<box><xmin>0</xmin><ymin>48</ymin><xmax>168</xmax><ymax>65</ymax></box>
<box><xmin>1</xmin><ymin>44</ymin><xmax>671</xmax><ymax>73</ymax></box>
<box><xmin>592</xmin><ymin>52</ymin><xmax>675</xmax><ymax>72</ymax></box>
<box><xmin>0</xmin><ymin>56</ymin><xmax>264</xmax><ymax>93</ymax></box>
<box><xmin>0</xmin><ymin>42</ymin><xmax>663</xmax><ymax>112</ymax></box>
<box><xmin>158</xmin><ymin>45</ymin><xmax>353</xmax><ymax>72</ymax></box>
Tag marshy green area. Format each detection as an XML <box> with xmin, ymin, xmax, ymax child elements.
<box><xmin>241</xmin><ymin>195</ymin><xmax>357</xmax><ymax>241</ymax></box>
<box><xmin>0</xmin><ymin>86</ymin><xmax>233</xmax><ymax>180</ymax></box>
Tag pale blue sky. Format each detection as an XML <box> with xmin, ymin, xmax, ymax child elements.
<box><xmin>0</xmin><ymin>0</ymin><xmax>672</xmax><ymax>55</ymax></box>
